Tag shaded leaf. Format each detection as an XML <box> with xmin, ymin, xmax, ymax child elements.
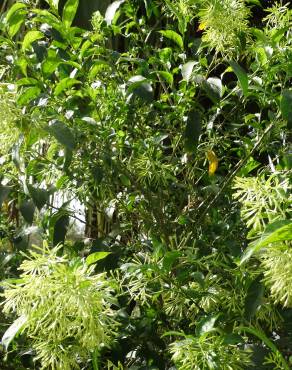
<box><xmin>229</xmin><ymin>61</ymin><xmax>249</xmax><ymax>96</ymax></box>
<box><xmin>53</xmin><ymin>214</ymin><xmax>69</xmax><ymax>246</ymax></box>
<box><xmin>19</xmin><ymin>200</ymin><xmax>35</xmax><ymax>224</ymax></box>
<box><xmin>0</xmin><ymin>185</ymin><xmax>10</xmax><ymax>208</ymax></box>
<box><xmin>128</xmin><ymin>76</ymin><xmax>153</xmax><ymax>102</ymax></box>
<box><xmin>28</xmin><ymin>185</ymin><xmax>49</xmax><ymax>210</ymax></box>
<box><xmin>245</xmin><ymin>277</ymin><xmax>264</xmax><ymax>320</ymax></box>
<box><xmin>184</xmin><ymin>110</ymin><xmax>201</xmax><ymax>153</ymax></box>
<box><xmin>281</xmin><ymin>90</ymin><xmax>292</xmax><ymax>129</ymax></box>
<box><xmin>46</xmin><ymin>121</ymin><xmax>75</xmax><ymax>150</ymax></box>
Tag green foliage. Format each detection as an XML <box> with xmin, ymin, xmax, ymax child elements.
<box><xmin>0</xmin><ymin>0</ymin><xmax>291</xmax><ymax>368</ymax></box>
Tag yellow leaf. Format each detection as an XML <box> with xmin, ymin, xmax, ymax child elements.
<box><xmin>206</xmin><ymin>150</ymin><xmax>218</xmax><ymax>175</ymax></box>
<box><xmin>198</xmin><ymin>22</ymin><xmax>207</xmax><ymax>31</ymax></box>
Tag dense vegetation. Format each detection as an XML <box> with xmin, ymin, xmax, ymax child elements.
<box><xmin>0</xmin><ymin>0</ymin><xmax>291</xmax><ymax>369</ymax></box>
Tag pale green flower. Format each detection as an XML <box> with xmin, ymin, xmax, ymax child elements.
<box><xmin>2</xmin><ymin>243</ymin><xmax>118</xmax><ymax>370</ymax></box>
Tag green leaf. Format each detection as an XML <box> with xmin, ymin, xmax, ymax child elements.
<box><xmin>53</xmin><ymin>214</ymin><xmax>69</xmax><ymax>246</ymax></box>
<box><xmin>54</xmin><ymin>77</ymin><xmax>81</xmax><ymax>96</ymax></box>
<box><xmin>162</xmin><ymin>251</ymin><xmax>181</xmax><ymax>272</ymax></box>
<box><xmin>42</xmin><ymin>49</ymin><xmax>60</xmax><ymax>76</ymax></box>
<box><xmin>7</xmin><ymin>11</ymin><xmax>26</xmax><ymax>38</ymax></box>
<box><xmin>86</xmin><ymin>252</ymin><xmax>112</xmax><ymax>266</ymax></box>
<box><xmin>184</xmin><ymin>110</ymin><xmax>201</xmax><ymax>153</ymax></box>
<box><xmin>281</xmin><ymin>90</ymin><xmax>292</xmax><ymax>129</ymax></box>
<box><xmin>28</xmin><ymin>185</ymin><xmax>50</xmax><ymax>210</ymax></box>
<box><xmin>19</xmin><ymin>200</ymin><xmax>35</xmax><ymax>224</ymax></box>
<box><xmin>89</xmin><ymin>60</ymin><xmax>111</xmax><ymax>80</ymax></box>
<box><xmin>196</xmin><ymin>315</ymin><xmax>218</xmax><ymax>337</ymax></box>
<box><xmin>159</xmin><ymin>30</ymin><xmax>183</xmax><ymax>49</ymax></box>
<box><xmin>241</xmin><ymin>220</ymin><xmax>292</xmax><ymax>264</ymax></box>
<box><xmin>0</xmin><ymin>185</ymin><xmax>11</xmax><ymax>208</ymax></box>
<box><xmin>128</xmin><ymin>76</ymin><xmax>153</xmax><ymax>102</ymax></box>
<box><xmin>245</xmin><ymin>277</ymin><xmax>264</xmax><ymax>320</ymax></box>
<box><xmin>17</xmin><ymin>86</ymin><xmax>41</xmax><ymax>106</ymax></box>
<box><xmin>181</xmin><ymin>61</ymin><xmax>196</xmax><ymax>82</ymax></box>
<box><xmin>62</xmin><ymin>0</ymin><xmax>79</xmax><ymax>28</ymax></box>
<box><xmin>229</xmin><ymin>61</ymin><xmax>249</xmax><ymax>96</ymax></box>
<box><xmin>46</xmin><ymin>121</ymin><xmax>76</xmax><ymax>150</ymax></box>
<box><xmin>154</xmin><ymin>71</ymin><xmax>173</xmax><ymax>85</ymax></box>
<box><xmin>5</xmin><ymin>2</ymin><xmax>27</xmax><ymax>22</ymax></box>
<box><xmin>22</xmin><ymin>30</ymin><xmax>44</xmax><ymax>51</ymax></box>
<box><xmin>105</xmin><ymin>0</ymin><xmax>125</xmax><ymax>25</ymax></box>
<box><xmin>1</xmin><ymin>315</ymin><xmax>27</xmax><ymax>350</ymax></box>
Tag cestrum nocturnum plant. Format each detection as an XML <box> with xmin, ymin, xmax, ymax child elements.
<box><xmin>1</xmin><ymin>243</ymin><xmax>118</xmax><ymax>370</ymax></box>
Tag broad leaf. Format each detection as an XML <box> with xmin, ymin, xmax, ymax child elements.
<box><xmin>184</xmin><ymin>110</ymin><xmax>201</xmax><ymax>153</ymax></box>
<box><xmin>196</xmin><ymin>315</ymin><xmax>218</xmax><ymax>336</ymax></box>
<box><xmin>8</xmin><ymin>11</ymin><xmax>26</xmax><ymax>38</ymax></box>
<box><xmin>159</xmin><ymin>30</ymin><xmax>183</xmax><ymax>49</ymax></box>
<box><xmin>17</xmin><ymin>86</ymin><xmax>41</xmax><ymax>106</ymax></box>
<box><xmin>19</xmin><ymin>200</ymin><xmax>35</xmax><ymax>224</ymax></box>
<box><xmin>5</xmin><ymin>2</ymin><xmax>27</xmax><ymax>22</ymax></box>
<box><xmin>62</xmin><ymin>0</ymin><xmax>79</xmax><ymax>28</ymax></box>
<box><xmin>86</xmin><ymin>252</ymin><xmax>112</xmax><ymax>266</ymax></box>
<box><xmin>203</xmin><ymin>77</ymin><xmax>223</xmax><ymax>102</ymax></box>
<box><xmin>245</xmin><ymin>277</ymin><xmax>264</xmax><ymax>320</ymax></box>
<box><xmin>28</xmin><ymin>185</ymin><xmax>50</xmax><ymax>210</ymax></box>
<box><xmin>241</xmin><ymin>220</ymin><xmax>292</xmax><ymax>264</ymax></box>
<box><xmin>105</xmin><ymin>0</ymin><xmax>125</xmax><ymax>25</ymax></box>
<box><xmin>281</xmin><ymin>90</ymin><xmax>292</xmax><ymax>129</ymax></box>
<box><xmin>54</xmin><ymin>77</ymin><xmax>81</xmax><ymax>96</ymax></box>
<box><xmin>22</xmin><ymin>30</ymin><xmax>44</xmax><ymax>51</ymax></box>
<box><xmin>128</xmin><ymin>76</ymin><xmax>153</xmax><ymax>102</ymax></box>
<box><xmin>53</xmin><ymin>214</ymin><xmax>69</xmax><ymax>246</ymax></box>
<box><xmin>229</xmin><ymin>61</ymin><xmax>249</xmax><ymax>96</ymax></box>
<box><xmin>181</xmin><ymin>61</ymin><xmax>196</xmax><ymax>82</ymax></box>
<box><xmin>46</xmin><ymin>121</ymin><xmax>75</xmax><ymax>150</ymax></box>
<box><xmin>1</xmin><ymin>315</ymin><xmax>27</xmax><ymax>350</ymax></box>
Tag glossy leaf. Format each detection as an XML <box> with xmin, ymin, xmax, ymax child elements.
<box><xmin>17</xmin><ymin>86</ymin><xmax>41</xmax><ymax>106</ymax></box>
<box><xmin>159</xmin><ymin>30</ymin><xmax>183</xmax><ymax>49</ymax></box>
<box><xmin>62</xmin><ymin>0</ymin><xmax>79</xmax><ymax>28</ymax></box>
<box><xmin>105</xmin><ymin>0</ymin><xmax>125</xmax><ymax>25</ymax></box>
<box><xmin>229</xmin><ymin>61</ymin><xmax>249</xmax><ymax>96</ymax></box>
<box><xmin>22</xmin><ymin>30</ymin><xmax>44</xmax><ymax>51</ymax></box>
<box><xmin>1</xmin><ymin>315</ymin><xmax>27</xmax><ymax>350</ymax></box>
<box><xmin>241</xmin><ymin>220</ymin><xmax>292</xmax><ymax>264</ymax></box>
<box><xmin>181</xmin><ymin>61</ymin><xmax>196</xmax><ymax>82</ymax></box>
<box><xmin>54</xmin><ymin>77</ymin><xmax>81</xmax><ymax>96</ymax></box>
<box><xmin>86</xmin><ymin>252</ymin><xmax>112</xmax><ymax>266</ymax></box>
